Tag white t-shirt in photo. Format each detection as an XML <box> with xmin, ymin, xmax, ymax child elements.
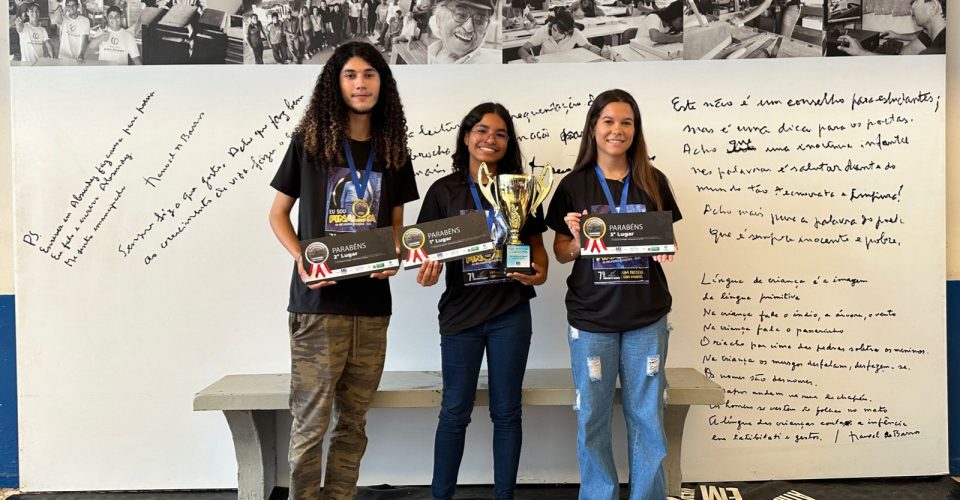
<box><xmin>19</xmin><ymin>23</ymin><xmax>50</xmax><ymax>63</ymax></box>
<box><xmin>58</xmin><ymin>15</ymin><xmax>91</xmax><ymax>60</ymax></box>
<box><xmin>99</xmin><ymin>28</ymin><xmax>139</xmax><ymax>64</ymax></box>
<box><xmin>632</xmin><ymin>13</ymin><xmax>664</xmax><ymax>45</ymax></box>
<box><xmin>530</xmin><ymin>24</ymin><xmax>589</xmax><ymax>54</ymax></box>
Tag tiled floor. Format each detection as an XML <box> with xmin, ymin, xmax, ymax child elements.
<box><xmin>3</xmin><ymin>477</ymin><xmax>960</xmax><ymax>500</ymax></box>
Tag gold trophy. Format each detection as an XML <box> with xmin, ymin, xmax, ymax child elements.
<box><xmin>476</xmin><ymin>162</ymin><xmax>554</xmax><ymax>273</ymax></box>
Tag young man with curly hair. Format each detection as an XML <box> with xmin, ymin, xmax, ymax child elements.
<box><xmin>268</xmin><ymin>41</ymin><xmax>419</xmax><ymax>500</ymax></box>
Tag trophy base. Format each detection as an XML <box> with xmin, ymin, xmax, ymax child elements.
<box><xmin>504</xmin><ymin>244</ymin><xmax>533</xmax><ymax>274</ymax></box>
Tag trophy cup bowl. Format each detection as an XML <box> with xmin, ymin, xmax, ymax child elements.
<box><xmin>476</xmin><ymin>162</ymin><xmax>555</xmax><ymax>273</ymax></box>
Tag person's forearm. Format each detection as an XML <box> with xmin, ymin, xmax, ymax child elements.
<box><xmin>519</xmin><ymin>44</ymin><xmax>535</xmax><ymax>59</ymax></box>
<box><xmin>553</xmin><ymin>236</ymin><xmax>580</xmax><ymax>264</ymax></box>
<box><xmin>740</xmin><ymin>0</ymin><xmax>772</xmax><ymax>24</ymax></box>
<box><xmin>269</xmin><ymin>212</ymin><xmax>301</xmax><ymax>259</ymax></box>
<box><xmin>532</xmin><ymin>240</ymin><xmax>549</xmax><ymax>270</ymax></box>
<box><xmin>651</xmin><ymin>30</ymin><xmax>681</xmax><ymax>44</ymax></box>
<box><xmin>562</xmin><ymin>238</ymin><xmax>580</xmax><ymax>263</ymax></box>
<box><xmin>391</xmin><ymin>205</ymin><xmax>404</xmax><ymax>249</ymax></box>
<box><xmin>888</xmin><ymin>31</ymin><xmax>920</xmax><ymax>42</ymax></box>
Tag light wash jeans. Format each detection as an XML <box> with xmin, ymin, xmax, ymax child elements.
<box><xmin>568</xmin><ymin>315</ymin><xmax>670</xmax><ymax>500</ymax></box>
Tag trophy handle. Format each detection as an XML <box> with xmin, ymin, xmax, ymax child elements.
<box><xmin>476</xmin><ymin>162</ymin><xmax>500</xmax><ymax>209</ymax></box>
<box><xmin>530</xmin><ymin>163</ymin><xmax>554</xmax><ymax>215</ymax></box>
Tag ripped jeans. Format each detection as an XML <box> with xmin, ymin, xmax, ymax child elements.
<box><xmin>567</xmin><ymin>315</ymin><xmax>670</xmax><ymax>500</ymax></box>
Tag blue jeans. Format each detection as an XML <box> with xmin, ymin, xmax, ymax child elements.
<box><xmin>431</xmin><ymin>301</ymin><xmax>533</xmax><ymax>500</ymax></box>
<box><xmin>568</xmin><ymin>315</ymin><xmax>670</xmax><ymax>500</ymax></box>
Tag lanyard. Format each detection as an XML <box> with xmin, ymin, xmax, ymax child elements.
<box><xmin>594</xmin><ymin>164</ymin><xmax>629</xmax><ymax>213</ymax></box>
<box><xmin>466</xmin><ymin>172</ymin><xmax>495</xmax><ymax>232</ymax></box>
<box><xmin>342</xmin><ymin>139</ymin><xmax>376</xmax><ymax>200</ymax></box>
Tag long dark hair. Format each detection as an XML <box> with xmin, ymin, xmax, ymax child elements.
<box><xmin>295</xmin><ymin>43</ymin><xmax>408</xmax><ymax>170</ymax></box>
<box><xmin>573</xmin><ymin>89</ymin><xmax>663</xmax><ymax>210</ymax></box>
<box><xmin>451</xmin><ymin>102</ymin><xmax>524</xmax><ymax>177</ymax></box>
<box><xmin>653</xmin><ymin>0</ymin><xmax>683</xmax><ymax>27</ymax></box>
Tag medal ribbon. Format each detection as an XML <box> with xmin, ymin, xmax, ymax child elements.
<box><xmin>343</xmin><ymin>139</ymin><xmax>377</xmax><ymax>203</ymax></box>
<box><xmin>467</xmin><ymin>172</ymin><xmax>496</xmax><ymax>233</ymax></box>
<box><xmin>310</xmin><ymin>262</ymin><xmax>332</xmax><ymax>278</ymax></box>
<box><xmin>407</xmin><ymin>247</ymin><xmax>428</xmax><ymax>264</ymax></box>
<box><xmin>594</xmin><ymin>164</ymin><xmax>629</xmax><ymax>214</ymax></box>
<box><xmin>586</xmin><ymin>237</ymin><xmax>607</xmax><ymax>253</ymax></box>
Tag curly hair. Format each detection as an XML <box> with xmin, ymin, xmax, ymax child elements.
<box><xmin>451</xmin><ymin>102</ymin><xmax>524</xmax><ymax>177</ymax></box>
<box><xmin>295</xmin><ymin>42</ymin><xmax>409</xmax><ymax>170</ymax></box>
<box><xmin>573</xmin><ymin>89</ymin><xmax>664</xmax><ymax>211</ymax></box>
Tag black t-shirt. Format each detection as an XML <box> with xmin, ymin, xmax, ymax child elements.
<box><xmin>417</xmin><ymin>170</ymin><xmax>547</xmax><ymax>335</ymax></box>
<box><xmin>921</xmin><ymin>28</ymin><xmax>946</xmax><ymax>55</ymax></box>
<box><xmin>270</xmin><ymin>133</ymin><xmax>419</xmax><ymax>316</ymax></box>
<box><xmin>546</xmin><ymin>166</ymin><xmax>681</xmax><ymax>333</ymax></box>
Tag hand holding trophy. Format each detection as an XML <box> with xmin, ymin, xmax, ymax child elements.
<box><xmin>476</xmin><ymin>162</ymin><xmax>555</xmax><ymax>273</ymax></box>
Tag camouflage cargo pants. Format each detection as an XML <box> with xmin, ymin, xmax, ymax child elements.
<box><xmin>288</xmin><ymin>313</ymin><xmax>390</xmax><ymax>500</ymax></box>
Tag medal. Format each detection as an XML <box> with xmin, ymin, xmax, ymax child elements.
<box><xmin>343</xmin><ymin>139</ymin><xmax>377</xmax><ymax>221</ymax></box>
<box><xmin>352</xmin><ymin>198</ymin><xmax>372</xmax><ymax>218</ymax></box>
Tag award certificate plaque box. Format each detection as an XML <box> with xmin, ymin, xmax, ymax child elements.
<box><xmin>300</xmin><ymin>227</ymin><xmax>399</xmax><ymax>283</ymax></box>
<box><xmin>579</xmin><ymin>211</ymin><xmax>676</xmax><ymax>258</ymax></box>
<box><xmin>400</xmin><ymin>211</ymin><xmax>495</xmax><ymax>269</ymax></box>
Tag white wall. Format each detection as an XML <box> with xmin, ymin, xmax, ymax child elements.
<box><xmin>9</xmin><ymin>56</ymin><xmax>947</xmax><ymax>490</ymax></box>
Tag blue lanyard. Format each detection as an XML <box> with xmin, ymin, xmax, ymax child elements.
<box><xmin>343</xmin><ymin>139</ymin><xmax>376</xmax><ymax>199</ymax></box>
<box><xmin>466</xmin><ymin>172</ymin><xmax>495</xmax><ymax>232</ymax></box>
<box><xmin>594</xmin><ymin>164</ymin><xmax>629</xmax><ymax>213</ymax></box>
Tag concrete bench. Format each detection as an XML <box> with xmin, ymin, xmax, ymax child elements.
<box><xmin>194</xmin><ymin>368</ymin><xmax>724</xmax><ymax>500</ymax></box>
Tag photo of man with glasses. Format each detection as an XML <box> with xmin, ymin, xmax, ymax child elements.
<box><xmin>427</xmin><ymin>0</ymin><xmax>501</xmax><ymax>63</ymax></box>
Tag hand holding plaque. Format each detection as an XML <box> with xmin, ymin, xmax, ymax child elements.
<box><xmin>579</xmin><ymin>211</ymin><xmax>676</xmax><ymax>258</ymax></box>
<box><xmin>299</xmin><ymin>227</ymin><xmax>399</xmax><ymax>283</ymax></box>
<box><xmin>476</xmin><ymin>162</ymin><xmax>554</xmax><ymax>273</ymax></box>
<box><xmin>399</xmin><ymin>211</ymin><xmax>495</xmax><ymax>269</ymax></box>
